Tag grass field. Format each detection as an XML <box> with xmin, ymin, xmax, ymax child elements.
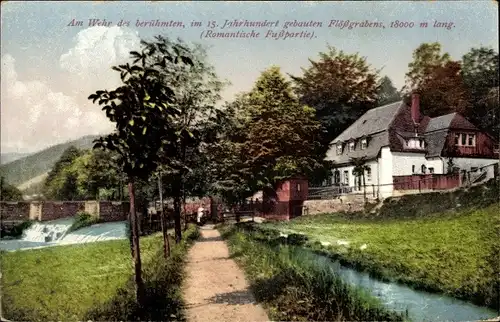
<box><xmin>266</xmin><ymin>203</ymin><xmax>500</xmax><ymax>309</ymax></box>
<box><xmin>1</xmin><ymin>225</ymin><xmax>199</xmax><ymax>321</ymax></box>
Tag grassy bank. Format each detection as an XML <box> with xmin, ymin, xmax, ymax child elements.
<box><xmin>219</xmin><ymin>224</ymin><xmax>406</xmax><ymax>321</ymax></box>
<box><xmin>267</xmin><ymin>203</ymin><xmax>500</xmax><ymax>310</ymax></box>
<box><xmin>1</xmin><ymin>225</ymin><xmax>199</xmax><ymax>321</ymax></box>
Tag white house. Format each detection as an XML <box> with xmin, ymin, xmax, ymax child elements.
<box><xmin>324</xmin><ymin>94</ymin><xmax>499</xmax><ymax>198</ymax></box>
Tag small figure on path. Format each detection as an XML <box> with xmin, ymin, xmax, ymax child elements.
<box><xmin>197</xmin><ymin>204</ymin><xmax>205</xmax><ymax>225</ymax></box>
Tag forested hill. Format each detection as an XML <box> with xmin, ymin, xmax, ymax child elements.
<box><xmin>0</xmin><ymin>135</ymin><xmax>101</xmax><ymax>187</ymax></box>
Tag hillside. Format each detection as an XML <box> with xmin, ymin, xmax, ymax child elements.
<box><xmin>0</xmin><ymin>153</ymin><xmax>32</xmax><ymax>165</ymax></box>
<box><xmin>0</xmin><ymin>135</ymin><xmax>101</xmax><ymax>187</ymax></box>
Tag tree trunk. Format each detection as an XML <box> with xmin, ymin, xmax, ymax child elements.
<box><xmin>158</xmin><ymin>174</ymin><xmax>170</xmax><ymax>258</ymax></box>
<box><xmin>128</xmin><ymin>181</ymin><xmax>145</xmax><ymax>308</ymax></box>
<box><xmin>173</xmin><ymin>193</ymin><xmax>182</xmax><ymax>243</ymax></box>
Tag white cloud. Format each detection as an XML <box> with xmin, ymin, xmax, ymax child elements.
<box><xmin>1</xmin><ymin>26</ymin><xmax>141</xmax><ymax>153</ymax></box>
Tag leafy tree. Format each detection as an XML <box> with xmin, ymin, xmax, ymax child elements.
<box><xmin>0</xmin><ymin>177</ymin><xmax>23</xmax><ymax>201</ymax></box>
<box><xmin>88</xmin><ymin>36</ymin><xmax>193</xmax><ymax>308</ymax></box>
<box><xmin>403</xmin><ymin>43</ymin><xmax>470</xmax><ymax>117</ymax></box>
<box><xmin>236</xmin><ymin>66</ymin><xmax>323</xmax><ymax>194</ymax></box>
<box><xmin>291</xmin><ymin>46</ymin><xmax>379</xmax><ymax>183</ymax></box>
<box><xmin>87</xmin><ymin>149</ymin><xmax>126</xmax><ymax>200</ymax></box>
<box><xmin>376</xmin><ymin>76</ymin><xmax>401</xmax><ymax>106</ymax></box>
<box><xmin>416</xmin><ymin>61</ymin><xmax>471</xmax><ymax>117</ymax></box>
<box><xmin>141</xmin><ymin>36</ymin><xmax>226</xmax><ymax>243</ymax></box>
<box><xmin>461</xmin><ymin>47</ymin><xmax>499</xmax><ymax>135</ymax></box>
<box><xmin>350</xmin><ymin>157</ymin><xmax>370</xmax><ymax>202</ymax></box>
<box><xmin>403</xmin><ymin>42</ymin><xmax>451</xmax><ymax>92</ymax></box>
<box><xmin>44</xmin><ymin>146</ymin><xmax>82</xmax><ymax>198</ymax></box>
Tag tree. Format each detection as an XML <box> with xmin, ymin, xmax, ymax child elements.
<box><xmin>350</xmin><ymin>157</ymin><xmax>370</xmax><ymax>202</ymax></box>
<box><xmin>461</xmin><ymin>47</ymin><xmax>499</xmax><ymax>136</ymax></box>
<box><xmin>0</xmin><ymin>177</ymin><xmax>23</xmax><ymax>201</ymax></box>
<box><xmin>236</xmin><ymin>66</ymin><xmax>323</xmax><ymax>194</ymax></box>
<box><xmin>403</xmin><ymin>42</ymin><xmax>450</xmax><ymax>92</ymax></box>
<box><xmin>44</xmin><ymin>146</ymin><xmax>82</xmax><ymax>198</ymax></box>
<box><xmin>291</xmin><ymin>46</ymin><xmax>379</xmax><ymax>183</ymax></box>
<box><xmin>403</xmin><ymin>43</ymin><xmax>470</xmax><ymax>117</ymax></box>
<box><xmin>416</xmin><ymin>61</ymin><xmax>471</xmax><ymax>117</ymax></box>
<box><xmin>141</xmin><ymin>36</ymin><xmax>226</xmax><ymax>243</ymax></box>
<box><xmin>88</xmin><ymin>36</ymin><xmax>193</xmax><ymax>308</ymax></box>
<box><xmin>376</xmin><ymin>76</ymin><xmax>401</xmax><ymax>106</ymax></box>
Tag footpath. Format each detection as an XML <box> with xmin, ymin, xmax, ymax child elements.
<box><xmin>182</xmin><ymin>225</ymin><xmax>269</xmax><ymax>322</ymax></box>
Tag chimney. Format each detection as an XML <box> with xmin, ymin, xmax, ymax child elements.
<box><xmin>411</xmin><ymin>93</ymin><xmax>420</xmax><ymax>124</ymax></box>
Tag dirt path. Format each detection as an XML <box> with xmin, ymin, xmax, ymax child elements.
<box><xmin>183</xmin><ymin>225</ymin><xmax>269</xmax><ymax>322</ymax></box>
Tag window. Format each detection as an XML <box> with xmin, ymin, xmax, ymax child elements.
<box><xmin>334</xmin><ymin>170</ymin><xmax>340</xmax><ymax>184</ymax></box>
<box><xmin>420</xmin><ymin>139</ymin><xmax>425</xmax><ymax>148</ymax></box>
<box><xmin>468</xmin><ymin>134</ymin><xmax>476</xmax><ymax>147</ymax></box>
<box><xmin>366</xmin><ymin>167</ymin><xmax>372</xmax><ymax>182</ymax></box>
<box><xmin>297</xmin><ymin>184</ymin><xmax>301</xmax><ymax>192</ymax></box>
<box><xmin>349</xmin><ymin>142</ymin><xmax>355</xmax><ymax>152</ymax></box>
<box><xmin>343</xmin><ymin>170</ymin><xmax>349</xmax><ymax>185</ymax></box>
<box><xmin>456</xmin><ymin>133</ymin><xmax>477</xmax><ymax>147</ymax></box>
<box><xmin>421</xmin><ymin>164</ymin><xmax>427</xmax><ymax>174</ymax></box>
<box><xmin>361</xmin><ymin>139</ymin><xmax>367</xmax><ymax>150</ymax></box>
<box><xmin>336</xmin><ymin>144</ymin><xmax>343</xmax><ymax>155</ymax></box>
<box><xmin>429</xmin><ymin>167</ymin><xmax>434</xmax><ymax>174</ymax></box>
<box><xmin>412</xmin><ymin>165</ymin><xmax>416</xmax><ymax>173</ymax></box>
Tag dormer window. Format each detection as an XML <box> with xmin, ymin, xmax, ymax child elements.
<box><xmin>406</xmin><ymin>138</ymin><xmax>425</xmax><ymax>149</ymax></box>
<box><xmin>336</xmin><ymin>143</ymin><xmax>343</xmax><ymax>155</ymax></box>
<box><xmin>361</xmin><ymin>139</ymin><xmax>367</xmax><ymax>150</ymax></box>
<box><xmin>348</xmin><ymin>142</ymin><xmax>355</xmax><ymax>152</ymax></box>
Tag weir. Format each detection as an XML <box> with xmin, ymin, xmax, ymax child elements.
<box><xmin>0</xmin><ymin>218</ymin><xmax>127</xmax><ymax>252</ymax></box>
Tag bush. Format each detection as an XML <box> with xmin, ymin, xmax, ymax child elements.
<box><xmin>1</xmin><ymin>220</ymin><xmax>34</xmax><ymax>238</ymax></box>
<box><xmin>68</xmin><ymin>211</ymin><xmax>98</xmax><ymax>233</ymax></box>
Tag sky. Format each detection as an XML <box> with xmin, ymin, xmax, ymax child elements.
<box><xmin>1</xmin><ymin>1</ymin><xmax>498</xmax><ymax>154</ymax></box>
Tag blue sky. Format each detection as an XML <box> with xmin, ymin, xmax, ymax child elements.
<box><xmin>1</xmin><ymin>1</ymin><xmax>498</xmax><ymax>153</ymax></box>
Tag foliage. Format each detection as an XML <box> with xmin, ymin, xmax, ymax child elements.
<box><xmin>403</xmin><ymin>42</ymin><xmax>451</xmax><ymax>92</ymax></box>
<box><xmin>68</xmin><ymin>211</ymin><xmax>99</xmax><ymax>233</ymax></box>
<box><xmin>0</xmin><ymin>177</ymin><xmax>23</xmax><ymax>201</ymax></box>
<box><xmin>0</xmin><ymin>135</ymin><xmax>98</xmax><ymax>187</ymax></box>
<box><xmin>0</xmin><ymin>220</ymin><xmax>33</xmax><ymax>238</ymax></box>
<box><xmin>43</xmin><ymin>146</ymin><xmax>83</xmax><ymax>199</ymax></box>
<box><xmin>211</xmin><ymin>66</ymin><xmax>323</xmax><ymax>203</ymax></box>
<box><xmin>461</xmin><ymin>47</ymin><xmax>499</xmax><ymax>136</ymax></box>
<box><xmin>415</xmin><ymin>61</ymin><xmax>471</xmax><ymax>117</ymax></box>
<box><xmin>376</xmin><ymin>76</ymin><xmax>402</xmax><ymax>106</ymax></box>
<box><xmin>219</xmin><ymin>224</ymin><xmax>405</xmax><ymax>321</ymax></box>
<box><xmin>291</xmin><ymin>45</ymin><xmax>379</xmax><ymax>175</ymax></box>
<box><xmin>266</xmin><ymin>202</ymin><xmax>500</xmax><ymax>311</ymax></box>
<box><xmin>0</xmin><ymin>225</ymin><xmax>199</xmax><ymax>321</ymax></box>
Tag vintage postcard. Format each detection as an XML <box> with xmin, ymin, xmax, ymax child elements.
<box><xmin>1</xmin><ymin>1</ymin><xmax>499</xmax><ymax>321</ymax></box>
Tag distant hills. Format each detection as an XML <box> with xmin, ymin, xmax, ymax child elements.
<box><xmin>0</xmin><ymin>152</ymin><xmax>32</xmax><ymax>165</ymax></box>
<box><xmin>0</xmin><ymin>135</ymin><xmax>101</xmax><ymax>188</ymax></box>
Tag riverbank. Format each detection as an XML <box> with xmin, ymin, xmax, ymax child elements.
<box><xmin>219</xmin><ymin>224</ymin><xmax>406</xmax><ymax>321</ymax></box>
<box><xmin>266</xmin><ymin>203</ymin><xmax>500</xmax><ymax>310</ymax></box>
<box><xmin>0</xmin><ymin>225</ymin><xmax>199</xmax><ymax>321</ymax></box>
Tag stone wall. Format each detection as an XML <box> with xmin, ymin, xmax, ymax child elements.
<box><xmin>41</xmin><ymin>201</ymin><xmax>85</xmax><ymax>221</ymax></box>
<box><xmin>0</xmin><ymin>201</ymin><xmax>30</xmax><ymax>221</ymax></box>
<box><xmin>0</xmin><ymin>201</ymin><xmax>129</xmax><ymax>222</ymax></box>
<box><xmin>100</xmin><ymin>201</ymin><xmax>128</xmax><ymax>222</ymax></box>
<box><xmin>303</xmin><ymin>195</ymin><xmax>366</xmax><ymax>215</ymax></box>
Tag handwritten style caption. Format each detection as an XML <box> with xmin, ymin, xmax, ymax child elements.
<box><xmin>67</xmin><ymin>18</ymin><xmax>456</xmax><ymax>40</ymax></box>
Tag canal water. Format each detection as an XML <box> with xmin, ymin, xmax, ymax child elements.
<box><xmin>300</xmin><ymin>246</ymin><xmax>498</xmax><ymax>321</ymax></box>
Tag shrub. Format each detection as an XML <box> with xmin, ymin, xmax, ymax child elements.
<box><xmin>68</xmin><ymin>211</ymin><xmax>99</xmax><ymax>233</ymax></box>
